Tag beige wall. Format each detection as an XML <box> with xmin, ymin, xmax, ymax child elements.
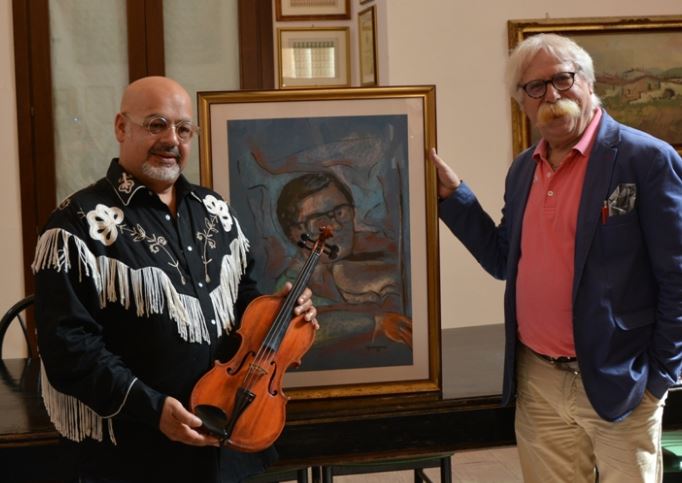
<box><xmin>0</xmin><ymin>0</ymin><xmax>27</xmax><ymax>358</ymax></box>
<box><xmin>1</xmin><ymin>2</ymin><xmax>681</xmax><ymax>358</ymax></box>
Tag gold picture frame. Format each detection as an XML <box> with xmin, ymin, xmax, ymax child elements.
<box><xmin>197</xmin><ymin>86</ymin><xmax>441</xmax><ymax>401</ymax></box>
<box><xmin>508</xmin><ymin>15</ymin><xmax>682</xmax><ymax>157</ymax></box>
<box><xmin>275</xmin><ymin>0</ymin><xmax>351</xmax><ymax>21</ymax></box>
<box><xmin>358</xmin><ymin>5</ymin><xmax>378</xmax><ymax>86</ymax></box>
<box><xmin>277</xmin><ymin>27</ymin><xmax>351</xmax><ymax>89</ymax></box>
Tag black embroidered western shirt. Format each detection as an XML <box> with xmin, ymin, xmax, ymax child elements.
<box><xmin>33</xmin><ymin>159</ymin><xmax>268</xmax><ymax>480</ymax></box>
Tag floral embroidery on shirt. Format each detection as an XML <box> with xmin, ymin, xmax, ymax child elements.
<box><xmin>203</xmin><ymin>195</ymin><xmax>233</xmax><ymax>232</ymax></box>
<box><xmin>118</xmin><ymin>173</ymin><xmax>135</xmax><ymax>194</ymax></box>
<box><xmin>196</xmin><ymin>216</ymin><xmax>219</xmax><ymax>283</ymax></box>
<box><xmin>86</xmin><ymin>204</ymin><xmax>124</xmax><ymax>246</ymax></box>
<box><xmin>121</xmin><ymin>223</ymin><xmax>187</xmax><ymax>285</ymax></box>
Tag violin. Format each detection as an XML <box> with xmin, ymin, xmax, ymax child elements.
<box><xmin>190</xmin><ymin>226</ymin><xmax>337</xmax><ymax>452</ymax></box>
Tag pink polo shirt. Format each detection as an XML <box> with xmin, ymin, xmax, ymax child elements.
<box><xmin>516</xmin><ymin>108</ymin><xmax>602</xmax><ymax>357</ymax></box>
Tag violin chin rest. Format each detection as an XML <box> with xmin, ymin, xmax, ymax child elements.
<box><xmin>194</xmin><ymin>404</ymin><xmax>229</xmax><ymax>438</ymax></box>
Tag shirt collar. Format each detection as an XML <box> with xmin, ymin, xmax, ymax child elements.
<box><xmin>105</xmin><ymin>158</ymin><xmax>194</xmax><ymax>206</ymax></box>
<box><xmin>533</xmin><ymin>107</ymin><xmax>603</xmax><ymax>162</ymax></box>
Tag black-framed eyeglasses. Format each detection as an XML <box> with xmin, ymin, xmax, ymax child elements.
<box><xmin>122</xmin><ymin>113</ymin><xmax>199</xmax><ymax>143</ymax></box>
<box><xmin>296</xmin><ymin>203</ymin><xmax>354</xmax><ymax>233</ymax></box>
<box><xmin>519</xmin><ymin>72</ymin><xmax>576</xmax><ymax>99</ymax></box>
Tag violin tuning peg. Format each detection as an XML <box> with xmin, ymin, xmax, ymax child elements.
<box><xmin>325</xmin><ymin>244</ymin><xmax>339</xmax><ymax>260</ymax></box>
<box><xmin>298</xmin><ymin>233</ymin><xmax>314</xmax><ymax>251</ymax></box>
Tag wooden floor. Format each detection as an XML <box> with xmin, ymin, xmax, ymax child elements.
<box><xmin>280</xmin><ymin>446</ymin><xmax>523</xmax><ymax>482</ymax></box>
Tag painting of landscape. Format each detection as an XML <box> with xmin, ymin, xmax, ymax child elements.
<box><xmin>573</xmin><ymin>31</ymin><xmax>682</xmax><ymax>147</ymax></box>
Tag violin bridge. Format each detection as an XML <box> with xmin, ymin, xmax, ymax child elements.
<box><xmin>248</xmin><ymin>363</ymin><xmax>268</xmax><ymax>378</ymax></box>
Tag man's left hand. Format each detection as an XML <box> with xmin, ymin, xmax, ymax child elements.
<box><xmin>276</xmin><ymin>282</ymin><xmax>319</xmax><ymax>329</ymax></box>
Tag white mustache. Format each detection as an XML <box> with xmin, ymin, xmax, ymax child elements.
<box><xmin>536</xmin><ymin>99</ymin><xmax>581</xmax><ymax>127</ymax></box>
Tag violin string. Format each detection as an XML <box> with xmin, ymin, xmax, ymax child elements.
<box><xmin>241</xmin><ymin>241</ymin><xmax>323</xmax><ymax>391</ymax></box>
<box><xmin>242</xmin><ymin>253</ymin><xmax>317</xmax><ymax>391</ymax></box>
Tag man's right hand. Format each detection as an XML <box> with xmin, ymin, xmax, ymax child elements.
<box><xmin>159</xmin><ymin>396</ymin><xmax>220</xmax><ymax>447</ymax></box>
<box><xmin>429</xmin><ymin>148</ymin><xmax>462</xmax><ymax>201</ymax></box>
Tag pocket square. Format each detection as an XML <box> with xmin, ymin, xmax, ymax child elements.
<box><xmin>607</xmin><ymin>183</ymin><xmax>636</xmax><ymax>216</ymax></box>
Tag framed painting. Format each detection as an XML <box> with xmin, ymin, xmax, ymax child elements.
<box><xmin>198</xmin><ymin>86</ymin><xmax>441</xmax><ymax>401</ymax></box>
<box><xmin>508</xmin><ymin>15</ymin><xmax>682</xmax><ymax>157</ymax></box>
<box><xmin>277</xmin><ymin>28</ymin><xmax>351</xmax><ymax>89</ymax></box>
<box><xmin>358</xmin><ymin>5</ymin><xmax>378</xmax><ymax>86</ymax></box>
<box><xmin>275</xmin><ymin>0</ymin><xmax>350</xmax><ymax>21</ymax></box>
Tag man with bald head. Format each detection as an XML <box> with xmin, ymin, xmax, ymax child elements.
<box><xmin>33</xmin><ymin>76</ymin><xmax>317</xmax><ymax>482</ymax></box>
<box><xmin>431</xmin><ymin>34</ymin><xmax>682</xmax><ymax>482</ymax></box>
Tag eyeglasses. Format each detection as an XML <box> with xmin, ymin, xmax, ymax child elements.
<box><xmin>519</xmin><ymin>72</ymin><xmax>576</xmax><ymax>99</ymax></box>
<box><xmin>122</xmin><ymin>113</ymin><xmax>199</xmax><ymax>143</ymax></box>
<box><xmin>296</xmin><ymin>203</ymin><xmax>354</xmax><ymax>233</ymax></box>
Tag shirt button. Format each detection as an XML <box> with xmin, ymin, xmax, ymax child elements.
<box><xmin>198</xmin><ymin>282</ymin><xmax>204</xmax><ymax>288</ymax></box>
<box><xmin>547</xmin><ymin>190</ymin><xmax>554</xmax><ymax>197</ymax></box>
<box><xmin>165</xmin><ymin>214</ymin><xmax>171</xmax><ymax>221</ymax></box>
<box><xmin>210</xmin><ymin>319</ymin><xmax>216</xmax><ymax>325</ymax></box>
<box><xmin>187</xmin><ymin>246</ymin><xmax>193</xmax><ymax>252</ymax></box>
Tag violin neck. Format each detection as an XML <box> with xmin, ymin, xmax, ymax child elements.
<box><xmin>264</xmin><ymin>250</ymin><xmax>321</xmax><ymax>352</ymax></box>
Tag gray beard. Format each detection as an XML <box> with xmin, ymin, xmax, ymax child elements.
<box><xmin>142</xmin><ymin>161</ymin><xmax>180</xmax><ymax>182</ymax></box>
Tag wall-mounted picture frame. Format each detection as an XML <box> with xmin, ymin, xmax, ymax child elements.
<box><xmin>277</xmin><ymin>28</ymin><xmax>351</xmax><ymax>89</ymax></box>
<box><xmin>197</xmin><ymin>86</ymin><xmax>441</xmax><ymax>402</ymax></box>
<box><xmin>358</xmin><ymin>5</ymin><xmax>378</xmax><ymax>86</ymax></box>
<box><xmin>275</xmin><ymin>0</ymin><xmax>351</xmax><ymax>21</ymax></box>
<box><xmin>508</xmin><ymin>15</ymin><xmax>682</xmax><ymax>157</ymax></box>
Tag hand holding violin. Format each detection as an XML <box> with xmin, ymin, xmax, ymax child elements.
<box><xmin>159</xmin><ymin>396</ymin><xmax>221</xmax><ymax>447</ymax></box>
<box><xmin>158</xmin><ymin>284</ymin><xmax>317</xmax><ymax>448</ymax></box>
<box><xmin>277</xmin><ymin>282</ymin><xmax>319</xmax><ymax>330</ymax></box>
<box><xmin>190</xmin><ymin>227</ymin><xmax>333</xmax><ymax>452</ymax></box>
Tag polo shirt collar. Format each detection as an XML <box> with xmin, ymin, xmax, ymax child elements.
<box><xmin>532</xmin><ymin>107</ymin><xmax>603</xmax><ymax>163</ymax></box>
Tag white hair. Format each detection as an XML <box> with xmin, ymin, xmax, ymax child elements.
<box><xmin>506</xmin><ymin>33</ymin><xmax>601</xmax><ymax>107</ymax></box>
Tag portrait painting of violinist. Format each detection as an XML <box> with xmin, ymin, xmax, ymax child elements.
<box><xmin>227</xmin><ymin>114</ymin><xmax>414</xmax><ymax>373</ymax></box>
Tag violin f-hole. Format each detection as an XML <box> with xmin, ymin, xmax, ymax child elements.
<box><xmin>227</xmin><ymin>351</ymin><xmax>255</xmax><ymax>375</ymax></box>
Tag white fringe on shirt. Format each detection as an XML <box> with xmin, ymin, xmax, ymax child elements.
<box><xmin>31</xmin><ymin>226</ymin><xmax>250</xmax><ymax>443</ymax></box>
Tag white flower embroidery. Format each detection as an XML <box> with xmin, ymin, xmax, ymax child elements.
<box><xmin>118</xmin><ymin>173</ymin><xmax>135</xmax><ymax>194</ymax></box>
<box><xmin>203</xmin><ymin>195</ymin><xmax>233</xmax><ymax>231</ymax></box>
<box><xmin>87</xmin><ymin>204</ymin><xmax>124</xmax><ymax>246</ymax></box>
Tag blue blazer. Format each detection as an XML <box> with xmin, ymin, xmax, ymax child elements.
<box><xmin>440</xmin><ymin>110</ymin><xmax>682</xmax><ymax>421</ymax></box>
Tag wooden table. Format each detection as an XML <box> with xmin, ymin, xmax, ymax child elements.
<box><xmin>2</xmin><ymin>325</ymin><xmax>681</xmax><ymax>479</ymax></box>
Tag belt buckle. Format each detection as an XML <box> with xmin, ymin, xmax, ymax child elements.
<box><xmin>529</xmin><ymin>347</ymin><xmax>580</xmax><ymax>374</ymax></box>
<box><xmin>551</xmin><ymin>359</ymin><xmax>580</xmax><ymax>375</ymax></box>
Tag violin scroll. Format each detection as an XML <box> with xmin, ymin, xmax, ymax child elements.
<box><xmin>297</xmin><ymin>226</ymin><xmax>338</xmax><ymax>259</ymax></box>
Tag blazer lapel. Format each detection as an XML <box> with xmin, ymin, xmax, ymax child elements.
<box><xmin>507</xmin><ymin>154</ymin><xmax>536</xmax><ymax>278</ymax></box>
<box><xmin>573</xmin><ymin>111</ymin><xmax>620</xmax><ymax>301</ymax></box>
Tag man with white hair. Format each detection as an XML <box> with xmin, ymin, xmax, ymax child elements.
<box><xmin>431</xmin><ymin>34</ymin><xmax>682</xmax><ymax>482</ymax></box>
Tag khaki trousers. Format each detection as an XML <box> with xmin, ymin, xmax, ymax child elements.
<box><xmin>515</xmin><ymin>344</ymin><xmax>666</xmax><ymax>483</ymax></box>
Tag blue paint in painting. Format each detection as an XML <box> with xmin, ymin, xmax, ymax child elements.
<box><xmin>227</xmin><ymin>114</ymin><xmax>413</xmax><ymax>370</ymax></box>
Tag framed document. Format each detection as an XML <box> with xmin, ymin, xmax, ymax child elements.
<box><xmin>358</xmin><ymin>6</ymin><xmax>378</xmax><ymax>86</ymax></box>
<box><xmin>277</xmin><ymin>28</ymin><xmax>351</xmax><ymax>89</ymax></box>
<box><xmin>275</xmin><ymin>0</ymin><xmax>351</xmax><ymax>21</ymax></box>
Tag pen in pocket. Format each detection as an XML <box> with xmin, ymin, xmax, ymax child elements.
<box><xmin>601</xmin><ymin>200</ymin><xmax>608</xmax><ymax>224</ymax></box>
